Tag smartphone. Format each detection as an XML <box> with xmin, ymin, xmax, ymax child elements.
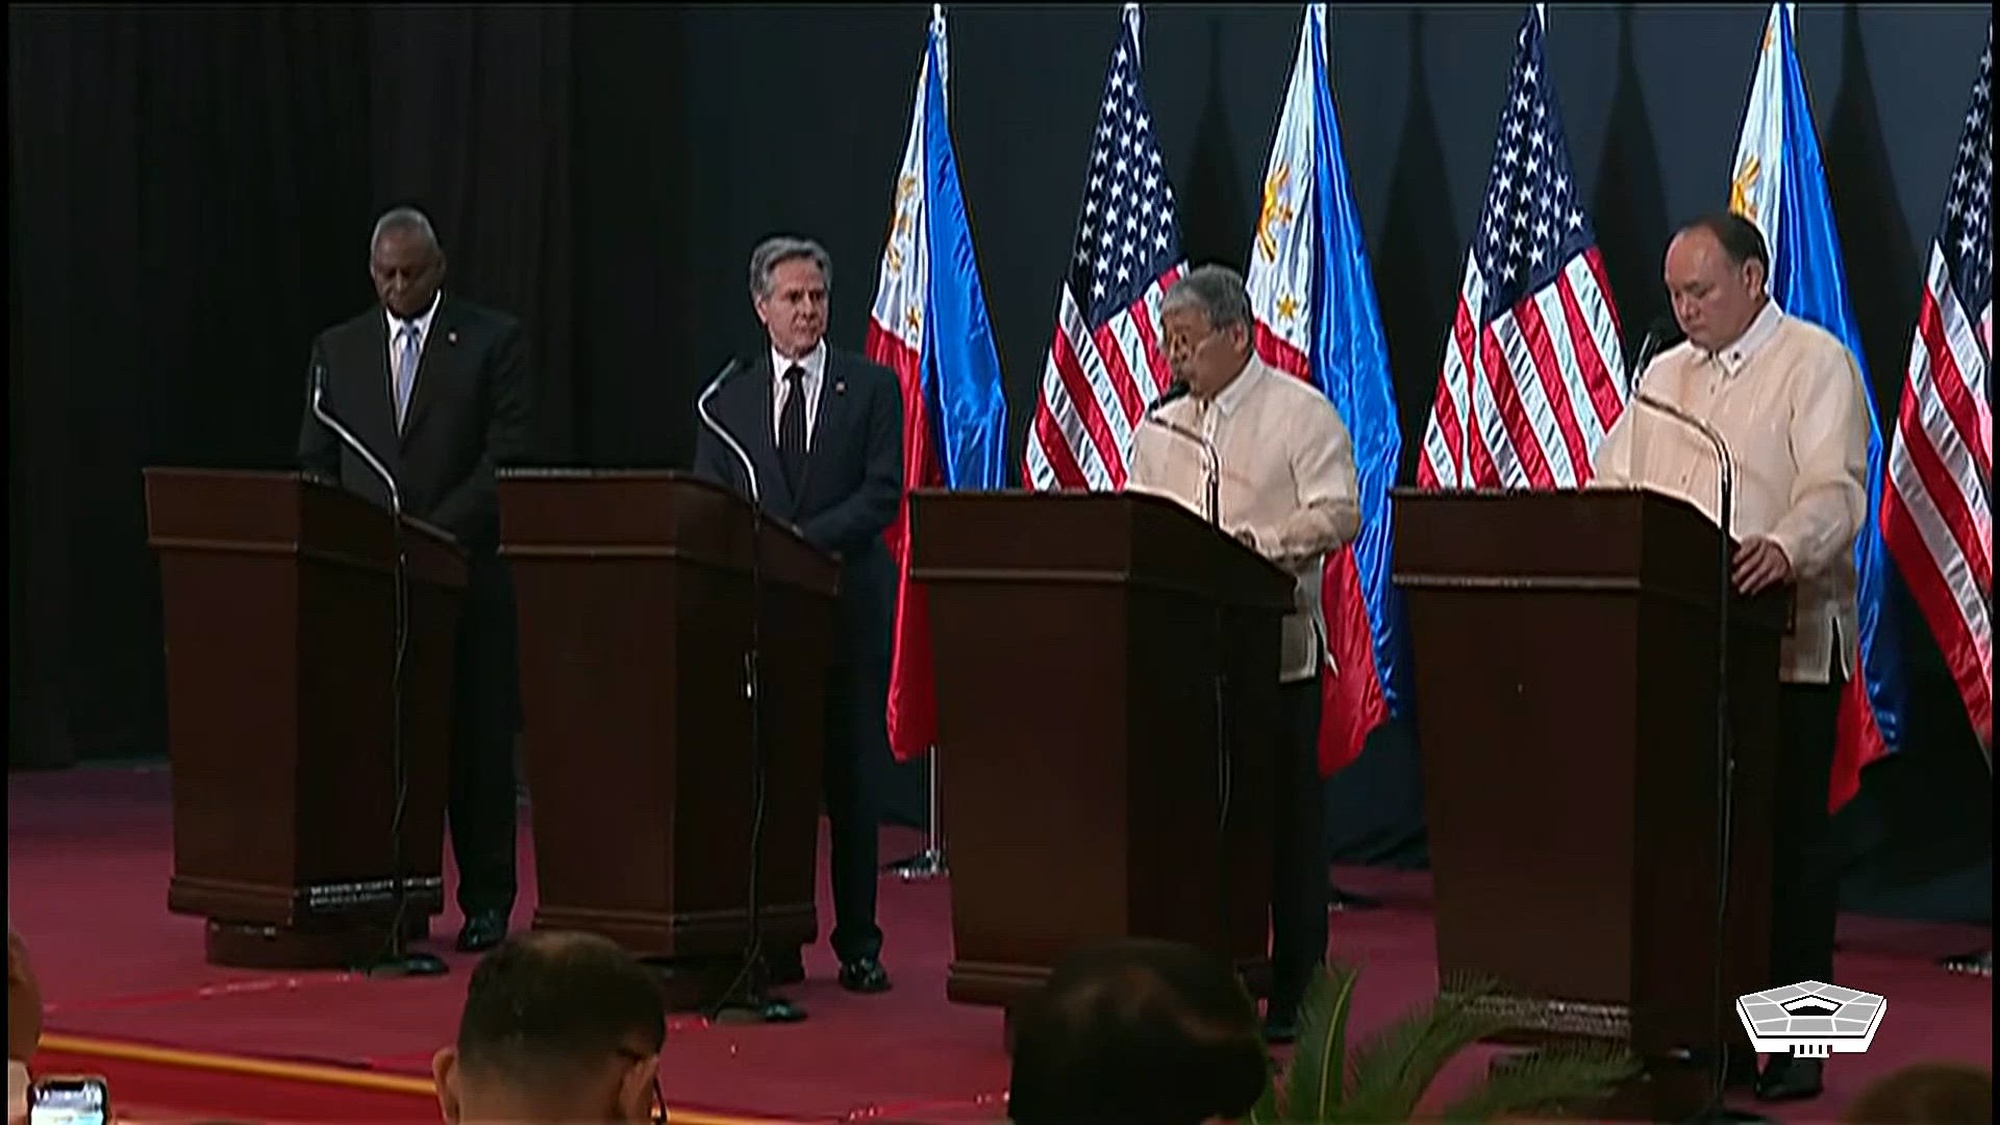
<box><xmin>28</xmin><ymin>1076</ymin><xmax>109</xmax><ymax>1125</ymax></box>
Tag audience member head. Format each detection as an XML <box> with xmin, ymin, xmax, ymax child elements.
<box><xmin>7</xmin><ymin>927</ymin><xmax>42</xmax><ymax>1063</ymax></box>
<box><xmin>432</xmin><ymin>931</ymin><xmax>666</xmax><ymax>1125</ymax></box>
<box><xmin>1007</xmin><ymin>937</ymin><xmax>1267</xmax><ymax>1125</ymax></box>
<box><xmin>1664</xmin><ymin>211</ymin><xmax>1771</xmax><ymax>353</ymax></box>
<box><xmin>1160</xmin><ymin>265</ymin><xmax>1255</xmax><ymax>400</ymax></box>
<box><xmin>1842</xmin><ymin>1061</ymin><xmax>1991</xmax><ymax>1124</ymax></box>
<box><xmin>370</xmin><ymin>205</ymin><xmax>447</xmax><ymax>321</ymax></box>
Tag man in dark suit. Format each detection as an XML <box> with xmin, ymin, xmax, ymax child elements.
<box><xmin>298</xmin><ymin>206</ymin><xmax>531</xmax><ymax>954</ymax></box>
<box><xmin>693</xmin><ymin>236</ymin><xmax>902</xmax><ymax>994</ymax></box>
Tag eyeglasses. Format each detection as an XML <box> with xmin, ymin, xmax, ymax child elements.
<box><xmin>1161</xmin><ymin>326</ymin><xmax>1222</xmax><ymax>361</ymax></box>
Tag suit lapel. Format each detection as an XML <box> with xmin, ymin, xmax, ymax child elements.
<box><xmin>353</xmin><ymin>315</ymin><xmax>403</xmax><ymax>473</ymax></box>
<box><xmin>400</xmin><ymin>298</ymin><xmax>456</xmax><ymax>444</ymax></box>
<box><xmin>739</xmin><ymin>355</ymin><xmax>795</xmax><ymax>515</ymax></box>
<box><xmin>798</xmin><ymin>350</ymin><xmax>851</xmax><ymax>503</ymax></box>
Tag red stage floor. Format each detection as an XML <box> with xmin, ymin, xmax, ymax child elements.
<box><xmin>7</xmin><ymin>765</ymin><xmax>1991</xmax><ymax>1123</ymax></box>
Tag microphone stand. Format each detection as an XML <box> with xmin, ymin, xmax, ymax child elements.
<box><xmin>1140</xmin><ymin>403</ymin><xmax>1235</xmax><ymax>961</ymax></box>
<box><xmin>310</xmin><ymin>366</ymin><xmax>447</xmax><ymax>978</ymax></box>
<box><xmin>696</xmin><ymin>361</ymin><xmax>802</xmax><ymax>1024</ymax></box>
<box><xmin>1634</xmin><ymin>392</ymin><xmax>1763</xmax><ymax>1124</ymax></box>
<box><xmin>883</xmin><ymin>747</ymin><xmax>948</xmax><ymax>881</ymax></box>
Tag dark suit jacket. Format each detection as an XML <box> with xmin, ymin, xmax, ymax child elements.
<box><xmin>296</xmin><ymin>295</ymin><xmax>531</xmax><ymax>556</ymax></box>
<box><xmin>296</xmin><ymin>295</ymin><xmax>531</xmax><ymax>731</ymax></box>
<box><xmin>692</xmin><ymin>348</ymin><xmax>905</xmax><ymax>668</ymax></box>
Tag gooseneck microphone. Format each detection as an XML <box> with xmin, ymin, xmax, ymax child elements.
<box><xmin>695</xmin><ymin>360</ymin><xmax>800</xmax><ymax>1024</ymax></box>
<box><xmin>1631</xmin><ymin>387</ymin><xmax>1745</xmax><ymax>1119</ymax></box>
<box><xmin>1623</xmin><ymin>314</ymin><xmax>1680</xmax><ymax>396</ymax></box>
<box><xmin>309</xmin><ymin>362</ymin><xmax>447</xmax><ymax>978</ymax></box>
<box><xmin>1142</xmin><ymin>381</ymin><xmax>1221</xmax><ymax>526</ymax></box>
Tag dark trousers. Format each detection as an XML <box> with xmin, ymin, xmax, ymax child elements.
<box><xmin>1769</xmin><ymin>677</ymin><xmax>1841</xmax><ymax>990</ymax></box>
<box><xmin>448</xmin><ymin>555</ymin><xmax>521</xmax><ymax>918</ymax></box>
<box><xmin>1270</xmin><ymin>678</ymin><xmax>1330</xmax><ymax>1016</ymax></box>
<box><xmin>824</xmin><ymin>656</ymin><xmax>886</xmax><ymax>964</ymax></box>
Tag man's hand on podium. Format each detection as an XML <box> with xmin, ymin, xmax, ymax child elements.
<box><xmin>1732</xmin><ymin>535</ymin><xmax>1793</xmax><ymax>596</ymax></box>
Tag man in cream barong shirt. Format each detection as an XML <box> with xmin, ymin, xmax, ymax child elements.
<box><xmin>1125</xmin><ymin>265</ymin><xmax>1361</xmax><ymax>1045</ymax></box>
<box><xmin>1593</xmin><ymin>213</ymin><xmax>1870</xmax><ymax>1105</ymax></box>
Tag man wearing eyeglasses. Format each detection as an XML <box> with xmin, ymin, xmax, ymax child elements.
<box><xmin>1124</xmin><ymin>264</ymin><xmax>1361</xmax><ymax>1044</ymax></box>
<box><xmin>433</xmin><ymin>931</ymin><xmax>668</xmax><ymax>1124</ymax></box>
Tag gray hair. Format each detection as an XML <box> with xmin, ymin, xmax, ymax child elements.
<box><xmin>371</xmin><ymin>207</ymin><xmax>442</xmax><ymax>256</ymax></box>
<box><xmin>749</xmin><ymin>236</ymin><xmax>832</xmax><ymax>299</ymax></box>
<box><xmin>1160</xmin><ymin>264</ymin><xmax>1253</xmax><ymax>332</ymax></box>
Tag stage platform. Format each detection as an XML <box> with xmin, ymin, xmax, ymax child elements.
<box><xmin>7</xmin><ymin>765</ymin><xmax>1990</xmax><ymax>1123</ymax></box>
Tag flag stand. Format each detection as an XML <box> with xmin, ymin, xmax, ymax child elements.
<box><xmin>883</xmin><ymin>746</ymin><xmax>947</xmax><ymax>881</ymax></box>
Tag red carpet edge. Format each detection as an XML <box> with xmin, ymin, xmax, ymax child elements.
<box><xmin>37</xmin><ymin>1033</ymin><xmax>799</xmax><ymax>1125</ymax></box>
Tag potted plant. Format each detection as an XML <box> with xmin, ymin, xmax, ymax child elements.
<box><xmin>1244</xmin><ymin>963</ymin><xmax>1642</xmax><ymax>1123</ymax></box>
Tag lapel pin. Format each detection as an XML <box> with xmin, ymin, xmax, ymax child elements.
<box><xmin>447</xmin><ymin>330</ymin><xmax>459</xmax><ymax>346</ymax></box>
<box><xmin>835</xmin><ymin>379</ymin><xmax>847</xmax><ymax>394</ymax></box>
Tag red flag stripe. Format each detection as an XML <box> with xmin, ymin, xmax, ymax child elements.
<box><xmin>1913</xmin><ymin>285</ymin><xmax>1994</xmax><ymax>492</ymax></box>
<box><xmin>1895</xmin><ymin>325</ymin><xmax>1993</xmax><ymax>598</ymax></box>
<box><xmin>1883</xmin><ymin>483</ymin><xmax>1993</xmax><ymax>745</ymax></box>
<box><xmin>1573</xmin><ymin>249</ymin><xmax>1629</xmax><ymax>434</ymax></box>
<box><xmin>1090</xmin><ymin>318</ymin><xmax>1150</xmax><ymax>432</ymax></box>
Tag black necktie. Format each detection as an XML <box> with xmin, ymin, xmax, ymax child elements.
<box><xmin>778</xmin><ymin>364</ymin><xmax>807</xmax><ymax>493</ymax></box>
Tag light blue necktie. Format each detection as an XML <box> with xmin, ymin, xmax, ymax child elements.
<box><xmin>394</xmin><ymin>323</ymin><xmax>420</xmax><ymax>429</ymax></box>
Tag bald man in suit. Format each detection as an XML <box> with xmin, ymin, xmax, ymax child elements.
<box><xmin>298</xmin><ymin>206</ymin><xmax>532</xmax><ymax>955</ymax></box>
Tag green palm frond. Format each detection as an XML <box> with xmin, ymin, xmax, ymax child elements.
<box><xmin>1433</xmin><ymin>1043</ymin><xmax>1642</xmax><ymax>1122</ymax></box>
<box><xmin>1283</xmin><ymin>961</ymin><xmax>1362</xmax><ymax>1119</ymax></box>
<box><xmin>1335</xmin><ymin>978</ymin><xmax>1517</xmax><ymax>1122</ymax></box>
<box><xmin>1234</xmin><ymin>966</ymin><xmax>1642</xmax><ymax>1124</ymax></box>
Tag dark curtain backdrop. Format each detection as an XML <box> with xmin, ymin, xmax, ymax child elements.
<box><xmin>10</xmin><ymin>3</ymin><xmax>1990</xmax><ymax>923</ymax></box>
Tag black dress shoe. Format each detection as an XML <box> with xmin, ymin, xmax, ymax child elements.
<box><xmin>837</xmin><ymin>956</ymin><xmax>891</xmax><ymax>993</ymax></box>
<box><xmin>1753</xmin><ymin>1055</ymin><xmax>1824</xmax><ymax>1102</ymax></box>
<box><xmin>456</xmin><ymin>910</ymin><xmax>508</xmax><ymax>953</ymax></box>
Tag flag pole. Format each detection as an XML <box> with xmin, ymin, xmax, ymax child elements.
<box><xmin>884</xmin><ymin>4</ymin><xmax>952</xmax><ymax>885</ymax></box>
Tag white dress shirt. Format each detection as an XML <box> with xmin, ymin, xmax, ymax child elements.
<box><xmin>771</xmin><ymin>339</ymin><xmax>828</xmax><ymax>450</ymax></box>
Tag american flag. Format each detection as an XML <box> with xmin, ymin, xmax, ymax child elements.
<box><xmin>1882</xmin><ymin>33</ymin><xmax>1993</xmax><ymax>751</ymax></box>
<box><xmin>1417</xmin><ymin>8</ymin><xmax>1625</xmax><ymax>491</ymax></box>
<box><xmin>1025</xmin><ymin>2</ymin><xmax>1185</xmax><ymax>492</ymax></box>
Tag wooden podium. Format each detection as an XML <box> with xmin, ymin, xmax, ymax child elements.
<box><xmin>910</xmin><ymin>489</ymin><xmax>1296</xmax><ymax>1024</ymax></box>
<box><xmin>145</xmin><ymin>468</ymin><xmax>467</xmax><ymax>969</ymax></box>
<box><xmin>496</xmin><ymin>470</ymin><xmax>837</xmax><ymax>1008</ymax></box>
<box><xmin>1393</xmin><ymin>487</ymin><xmax>1788</xmax><ymax>1120</ymax></box>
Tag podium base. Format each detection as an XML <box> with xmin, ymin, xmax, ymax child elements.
<box><xmin>355</xmin><ymin>950</ymin><xmax>449</xmax><ymax>978</ymax></box>
<box><xmin>884</xmin><ymin>847</ymin><xmax>947</xmax><ymax>881</ymax></box>
<box><xmin>711</xmin><ymin>993</ymin><xmax>807</xmax><ymax>1024</ymax></box>
<box><xmin>203</xmin><ymin>914</ymin><xmax>430</xmax><ymax>970</ymax></box>
<box><xmin>1940</xmin><ymin>948</ymin><xmax>1992</xmax><ymax>977</ymax></box>
<box><xmin>1487</xmin><ymin>1046</ymin><xmax>1756</xmax><ymax>1124</ymax></box>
